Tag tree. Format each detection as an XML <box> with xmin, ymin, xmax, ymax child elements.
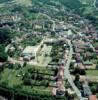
<box><xmin>73</xmin><ymin>67</ymin><xmax>80</xmax><ymax>74</ymax></box>
<box><xmin>54</xmin><ymin>68</ymin><xmax>58</xmax><ymax>76</ymax></box>
<box><xmin>23</xmin><ymin>62</ymin><xmax>27</xmax><ymax>67</ymax></box>
<box><xmin>96</xmin><ymin>61</ymin><xmax>98</xmax><ymax>69</ymax></box>
<box><xmin>80</xmin><ymin>69</ymin><xmax>86</xmax><ymax>75</ymax></box>
<box><xmin>23</xmin><ymin>78</ymin><xmax>32</xmax><ymax>85</ymax></box>
<box><xmin>8</xmin><ymin>63</ymin><xmax>14</xmax><ymax>69</ymax></box>
<box><xmin>0</xmin><ymin>28</ymin><xmax>11</xmax><ymax>44</ymax></box>
<box><xmin>0</xmin><ymin>52</ymin><xmax>8</xmax><ymax>62</ymax></box>
<box><xmin>74</xmin><ymin>74</ymin><xmax>80</xmax><ymax>82</ymax></box>
<box><xmin>0</xmin><ymin>45</ymin><xmax>8</xmax><ymax>62</ymax></box>
<box><xmin>74</xmin><ymin>74</ymin><xmax>81</xmax><ymax>89</ymax></box>
<box><xmin>45</xmin><ymin>81</ymin><xmax>50</xmax><ymax>87</ymax></box>
<box><xmin>91</xmin><ymin>86</ymin><xmax>96</xmax><ymax>94</ymax></box>
<box><xmin>70</xmin><ymin>62</ymin><xmax>74</xmax><ymax>69</ymax></box>
<box><xmin>96</xmin><ymin>84</ymin><xmax>98</xmax><ymax>92</ymax></box>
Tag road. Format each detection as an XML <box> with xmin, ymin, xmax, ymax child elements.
<box><xmin>43</xmin><ymin>14</ymin><xmax>55</xmax><ymax>31</ymax></box>
<box><xmin>38</xmin><ymin>13</ymin><xmax>56</xmax><ymax>31</ymax></box>
<box><xmin>0</xmin><ymin>0</ymin><xmax>16</xmax><ymax>8</ymax></box>
<box><xmin>64</xmin><ymin>39</ymin><xmax>84</xmax><ymax>100</ymax></box>
<box><xmin>42</xmin><ymin>11</ymin><xmax>84</xmax><ymax>99</ymax></box>
<box><xmin>93</xmin><ymin>0</ymin><xmax>97</xmax><ymax>9</ymax></box>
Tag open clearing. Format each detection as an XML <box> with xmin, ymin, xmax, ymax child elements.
<box><xmin>14</xmin><ymin>0</ymin><xmax>32</xmax><ymax>7</ymax></box>
<box><xmin>37</xmin><ymin>45</ymin><xmax>52</xmax><ymax>66</ymax></box>
<box><xmin>86</xmin><ymin>70</ymin><xmax>98</xmax><ymax>76</ymax></box>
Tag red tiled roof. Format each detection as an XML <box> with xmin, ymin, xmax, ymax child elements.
<box><xmin>52</xmin><ymin>88</ymin><xmax>57</xmax><ymax>96</ymax></box>
<box><xmin>89</xmin><ymin>95</ymin><xmax>97</xmax><ymax>100</ymax></box>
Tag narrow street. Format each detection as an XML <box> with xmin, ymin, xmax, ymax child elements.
<box><xmin>64</xmin><ymin>39</ymin><xmax>84</xmax><ymax>100</ymax></box>
<box><xmin>93</xmin><ymin>0</ymin><xmax>97</xmax><ymax>9</ymax></box>
<box><xmin>38</xmin><ymin>13</ymin><xmax>56</xmax><ymax>31</ymax></box>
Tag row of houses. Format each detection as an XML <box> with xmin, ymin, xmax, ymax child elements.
<box><xmin>52</xmin><ymin>65</ymin><xmax>65</xmax><ymax>96</ymax></box>
<box><xmin>72</xmin><ymin>39</ymin><xmax>95</xmax><ymax>70</ymax></box>
<box><xmin>52</xmin><ymin>63</ymin><xmax>75</xmax><ymax>97</ymax></box>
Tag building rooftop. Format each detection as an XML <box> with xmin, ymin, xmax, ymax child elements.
<box><xmin>22</xmin><ymin>46</ymin><xmax>39</xmax><ymax>55</ymax></box>
<box><xmin>89</xmin><ymin>95</ymin><xmax>97</xmax><ymax>100</ymax></box>
<box><xmin>83</xmin><ymin>84</ymin><xmax>92</xmax><ymax>96</ymax></box>
<box><xmin>83</xmin><ymin>61</ymin><xmax>93</xmax><ymax>65</ymax></box>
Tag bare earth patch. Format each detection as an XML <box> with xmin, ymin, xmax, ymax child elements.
<box><xmin>14</xmin><ymin>0</ymin><xmax>32</xmax><ymax>7</ymax></box>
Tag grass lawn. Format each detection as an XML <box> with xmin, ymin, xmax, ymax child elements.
<box><xmin>0</xmin><ymin>68</ymin><xmax>22</xmax><ymax>88</ymax></box>
<box><xmin>93</xmin><ymin>42</ymin><xmax>98</xmax><ymax>47</ymax></box>
<box><xmin>22</xmin><ymin>85</ymin><xmax>52</xmax><ymax>95</ymax></box>
<box><xmin>37</xmin><ymin>45</ymin><xmax>52</xmax><ymax>66</ymax></box>
<box><xmin>0</xmin><ymin>0</ymin><xmax>13</xmax><ymax>3</ymax></box>
<box><xmin>0</xmin><ymin>63</ymin><xmax>54</xmax><ymax>96</ymax></box>
<box><xmin>86</xmin><ymin>70</ymin><xmax>98</xmax><ymax>76</ymax></box>
<box><xmin>14</xmin><ymin>0</ymin><xmax>32</xmax><ymax>7</ymax></box>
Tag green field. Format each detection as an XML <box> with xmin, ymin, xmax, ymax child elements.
<box><xmin>86</xmin><ymin>70</ymin><xmax>98</xmax><ymax>76</ymax></box>
<box><xmin>0</xmin><ymin>0</ymin><xmax>13</xmax><ymax>3</ymax></box>
<box><xmin>0</xmin><ymin>64</ymin><xmax>54</xmax><ymax>95</ymax></box>
<box><xmin>14</xmin><ymin>0</ymin><xmax>32</xmax><ymax>7</ymax></box>
<box><xmin>37</xmin><ymin>45</ymin><xmax>52</xmax><ymax>66</ymax></box>
<box><xmin>93</xmin><ymin>42</ymin><xmax>98</xmax><ymax>47</ymax></box>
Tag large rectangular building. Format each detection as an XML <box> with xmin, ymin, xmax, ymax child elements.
<box><xmin>22</xmin><ymin>46</ymin><xmax>39</xmax><ymax>61</ymax></box>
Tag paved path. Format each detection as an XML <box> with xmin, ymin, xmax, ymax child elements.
<box><xmin>38</xmin><ymin>13</ymin><xmax>56</xmax><ymax>31</ymax></box>
<box><xmin>93</xmin><ymin>0</ymin><xmax>97</xmax><ymax>9</ymax></box>
<box><xmin>64</xmin><ymin>39</ymin><xmax>84</xmax><ymax>100</ymax></box>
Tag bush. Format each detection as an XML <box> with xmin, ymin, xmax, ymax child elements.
<box><xmin>0</xmin><ymin>45</ymin><xmax>8</xmax><ymax>62</ymax></box>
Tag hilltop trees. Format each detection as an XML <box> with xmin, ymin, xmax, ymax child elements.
<box><xmin>0</xmin><ymin>45</ymin><xmax>8</xmax><ymax>62</ymax></box>
<box><xmin>0</xmin><ymin>28</ymin><xmax>11</xmax><ymax>44</ymax></box>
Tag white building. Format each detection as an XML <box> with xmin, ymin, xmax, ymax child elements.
<box><xmin>22</xmin><ymin>46</ymin><xmax>39</xmax><ymax>61</ymax></box>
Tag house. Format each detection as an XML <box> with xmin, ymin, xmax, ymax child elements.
<box><xmin>75</xmin><ymin>48</ymin><xmax>85</xmax><ymax>53</ymax></box>
<box><xmin>95</xmin><ymin>46</ymin><xmax>98</xmax><ymax>55</ymax></box>
<box><xmin>56</xmin><ymin>80</ymin><xmax>65</xmax><ymax>96</ymax></box>
<box><xmin>83</xmin><ymin>61</ymin><xmax>93</xmax><ymax>69</ymax></box>
<box><xmin>88</xmin><ymin>95</ymin><xmax>97</xmax><ymax>100</ymax></box>
<box><xmin>22</xmin><ymin>46</ymin><xmax>39</xmax><ymax>61</ymax></box>
<box><xmin>0</xmin><ymin>62</ymin><xmax>4</xmax><ymax>70</ymax></box>
<box><xmin>0</xmin><ymin>62</ymin><xmax>3</xmax><ymax>67</ymax></box>
<box><xmin>83</xmin><ymin>83</ymin><xmax>92</xmax><ymax>97</ymax></box>
<box><xmin>67</xmin><ymin>88</ymin><xmax>75</xmax><ymax>96</ymax></box>
<box><xmin>82</xmin><ymin>52</ymin><xmax>93</xmax><ymax>60</ymax></box>
<box><xmin>57</xmin><ymin>65</ymin><xmax>64</xmax><ymax>80</ymax></box>
<box><xmin>56</xmin><ymin>65</ymin><xmax>65</xmax><ymax>96</ymax></box>
<box><xmin>77</xmin><ymin>63</ymin><xmax>85</xmax><ymax>69</ymax></box>
<box><xmin>0</xmin><ymin>96</ymin><xmax>7</xmax><ymax>100</ymax></box>
<box><xmin>9</xmin><ymin>46</ymin><xmax>15</xmax><ymax>52</ymax></box>
<box><xmin>52</xmin><ymin>88</ymin><xmax>57</xmax><ymax>96</ymax></box>
<box><xmin>75</xmin><ymin>53</ymin><xmax>82</xmax><ymax>62</ymax></box>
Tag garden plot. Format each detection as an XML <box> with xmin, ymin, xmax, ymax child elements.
<box><xmin>37</xmin><ymin>45</ymin><xmax>52</xmax><ymax>66</ymax></box>
<box><xmin>14</xmin><ymin>0</ymin><xmax>32</xmax><ymax>7</ymax></box>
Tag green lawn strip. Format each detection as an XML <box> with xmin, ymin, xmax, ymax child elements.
<box><xmin>43</xmin><ymin>46</ymin><xmax>52</xmax><ymax>66</ymax></box>
<box><xmin>0</xmin><ymin>63</ymin><xmax>54</xmax><ymax>96</ymax></box>
<box><xmin>86</xmin><ymin>70</ymin><xmax>98</xmax><ymax>76</ymax></box>
<box><xmin>0</xmin><ymin>0</ymin><xmax>13</xmax><ymax>3</ymax></box>
<box><xmin>93</xmin><ymin>42</ymin><xmax>98</xmax><ymax>47</ymax></box>
<box><xmin>8</xmin><ymin>70</ymin><xmax>22</xmax><ymax>88</ymax></box>
<box><xmin>37</xmin><ymin>45</ymin><xmax>52</xmax><ymax>65</ymax></box>
<box><xmin>0</xmin><ymin>68</ymin><xmax>22</xmax><ymax>88</ymax></box>
<box><xmin>91</xmin><ymin>59</ymin><xmax>97</xmax><ymax>64</ymax></box>
<box><xmin>0</xmin><ymin>68</ymin><xmax>11</xmax><ymax>82</ymax></box>
<box><xmin>20</xmin><ymin>36</ymin><xmax>42</xmax><ymax>47</ymax></box>
<box><xmin>26</xmin><ymin>64</ymin><xmax>54</xmax><ymax>75</ymax></box>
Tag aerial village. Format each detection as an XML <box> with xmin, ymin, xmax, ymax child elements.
<box><xmin>0</xmin><ymin>1</ymin><xmax>98</xmax><ymax>100</ymax></box>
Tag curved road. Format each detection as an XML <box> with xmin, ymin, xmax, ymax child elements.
<box><xmin>38</xmin><ymin>13</ymin><xmax>56</xmax><ymax>31</ymax></box>
<box><xmin>93</xmin><ymin>0</ymin><xmax>97</xmax><ymax>9</ymax></box>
